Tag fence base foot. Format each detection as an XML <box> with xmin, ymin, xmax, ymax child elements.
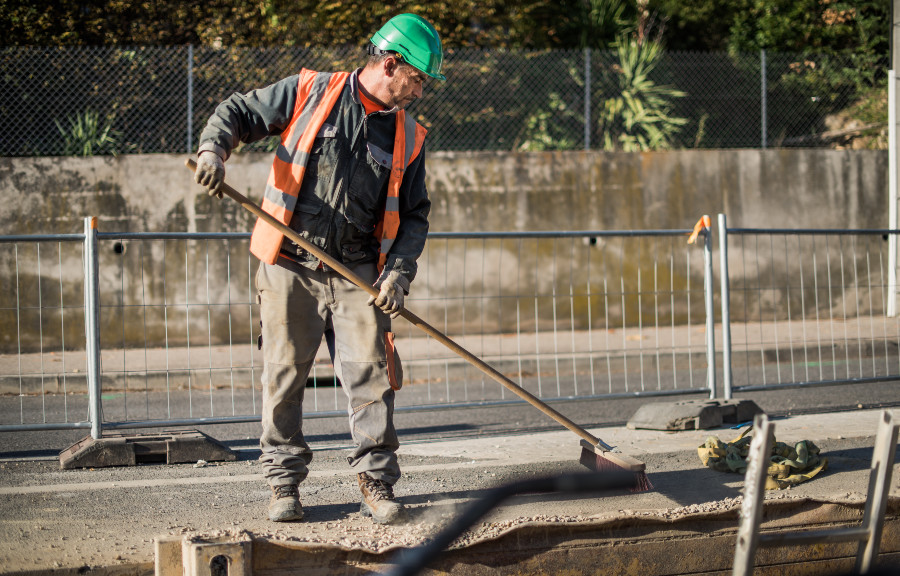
<box><xmin>59</xmin><ymin>429</ymin><xmax>237</xmax><ymax>469</ymax></box>
<box><xmin>626</xmin><ymin>399</ymin><xmax>763</xmax><ymax>431</ymax></box>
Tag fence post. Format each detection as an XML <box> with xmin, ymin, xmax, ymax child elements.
<box><xmin>760</xmin><ymin>49</ymin><xmax>767</xmax><ymax>149</ymax></box>
<box><xmin>83</xmin><ymin>217</ymin><xmax>102</xmax><ymax>439</ymax></box>
<box><xmin>702</xmin><ymin>216</ymin><xmax>717</xmax><ymax>399</ymax></box>
<box><xmin>186</xmin><ymin>44</ymin><xmax>194</xmax><ymax>154</ymax></box>
<box><xmin>584</xmin><ymin>47</ymin><xmax>591</xmax><ymax>151</ymax></box>
<box><xmin>889</xmin><ymin>69</ymin><xmax>898</xmax><ymax>317</ymax></box>
<box><xmin>718</xmin><ymin>214</ymin><xmax>733</xmax><ymax>399</ymax></box>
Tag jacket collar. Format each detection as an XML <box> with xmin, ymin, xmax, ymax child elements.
<box><xmin>349</xmin><ymin>67</ymin><xmax>400</xmax><ymax>115</ymax></box>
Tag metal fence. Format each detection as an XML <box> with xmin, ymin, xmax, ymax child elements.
<box><xmin>717</xmin><ymin>215</ymin><xmax>900</xmax><ymax>398</ymax></box>
<box><xmin>0</xmin><ymin>46</ymin><xmax>884</xmax><ymax>156</ymax></box>
<box><xmin>0</xmin><ymin>219</ymin><xmax>719</xmax><ymax>435</ymax></box>
<box><xmin>3</xmin><ymin>216</ymin><xmax>899</xmax><ymax>437</ymax></box>
<box><xmin>0</xmin><ymin>232</ymin><xmax>87</xmax><ymax>430</ymax></box>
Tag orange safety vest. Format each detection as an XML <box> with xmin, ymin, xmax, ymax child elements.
<box><xmin>249</xmin><ymin>69</ymin><xmax>427</xmax><ymax>272</ymax></box>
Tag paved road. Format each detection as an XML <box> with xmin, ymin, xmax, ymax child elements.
<box><xmin>1</xmin><ymin>339</ymin><xmax>899</xmax><ymax>573</ymax></box>
<box><xmin>0</xmin><ymin>404</ymin><xmax>898</xmax><ymax>574</ymax></box>
<box><xmin>1</xmin><ymin>381</ymin><xmax>898</xmax><ymax>460</ymax></box>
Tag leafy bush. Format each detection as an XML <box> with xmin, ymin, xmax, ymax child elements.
<box><xmin>54</xmin><ymin>110</ymin><xmax>122</xmax><ymax>156</ymax></box>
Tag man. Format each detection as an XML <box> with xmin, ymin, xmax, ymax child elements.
<box><xmin>193</xmin><ymin>13</ymin><xmax>444</xmax><ymax>525</ymax></box>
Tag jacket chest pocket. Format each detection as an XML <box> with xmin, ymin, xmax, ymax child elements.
<box><xmin>305</xmin><ymin>123</ymin><xmax>338</xmax><ymax>183</ymax></box>
<box><xmin>287</xmin><ymin>197</ymin><xmax>324</xmax><ymax>248</ymax></box>
<box><xmin>345</xmin><ymin>141</ymin><xmax>392</xmax><ymax>232</ymax></box>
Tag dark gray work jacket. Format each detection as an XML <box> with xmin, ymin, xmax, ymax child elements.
<box><xmin>198</xmin><ymin>68</ymin><xmax>431</xmax><ymax>287</ymax></box>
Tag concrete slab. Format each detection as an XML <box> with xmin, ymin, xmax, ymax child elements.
<box><xmin>626</xmin><ymin>398</ymin><xmax>764</xmax><ymax>431</ymax></box>
<box><xmin>58</xmin><ymin>429</ymin><xmax>236</xmax><ymax>469</ymax></box>
<box><xmin>0</xmin><ymin>409</ymin><xmax>898</xmax><ymax>575</ymax></box>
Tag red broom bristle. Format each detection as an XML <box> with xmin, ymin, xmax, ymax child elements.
<box><xmin>631</xmin><ymin>471</ymin><xmax>653</xmax><ymax>492</ymax></box>
<box><xmin>581</xmin><ymin>448</ymin><xmax>653</xmax><ymax>493</ymax></box>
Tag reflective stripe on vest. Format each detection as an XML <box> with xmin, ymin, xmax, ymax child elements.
<box><xmin>249</xmin><ymin>69</ymin><xmax>427</xmax><ymax>269</ymax></box>
<box><xmin>249</xmin><ymin>69</ymin><xmax>349</xmax><ymax>264</ymax></box>
<box><xmin>375</xmin><ymin>109</ymin><xmax>427</xmax><ymax>272</ymax></box>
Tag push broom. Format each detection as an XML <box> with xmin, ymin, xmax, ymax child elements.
<box><xmin>186</xmin><ymin>158</ymin><xmax>651</xmax><ymax>491</ymax></box>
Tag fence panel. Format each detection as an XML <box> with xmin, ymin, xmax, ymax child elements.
<box><xmin>7</xmin><ymin>223</ymin><xmax>899</xmax><ymax>435</ymax></box>
<box><xmin>723</xmin><ymin>228</ymin><xmax>900</xmax><ymax>391</ymax></box>
<box><xmin>0</xmin><ymin>228</ymin><xmax>712</xmax><ymax>433</ymax></box>
<box><xmin>394</xmin><ymin>231</ymin><xmax>711</xmax><ymax>412</ymax></box>
<box><xmin>0</xmin><ymin>234</ymin><xmax>89</xmax><ymax>430</ymax></box>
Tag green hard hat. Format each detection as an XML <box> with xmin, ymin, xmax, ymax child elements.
<box><xmin>371</xmin><ymin>13</ymin><xmax>445</xmax><ymax>81</ymax></box>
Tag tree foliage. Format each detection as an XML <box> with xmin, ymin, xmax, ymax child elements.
<box><xmin>651</xmin><ymin>0</ymin><xmax>889</xmax><ymax>56</ymax></box>
<box><xmin>0</xmin><ymin>0</ymin><xmax>583</xmax><ymax>49</ymax></box>
<box><xmin>3</xmin><ymin>0</ymin><xmax>888</xmax><ymax>56</ymax></box>
<box><xmin>728</xmin><ymin>0</ymin><xmax>888</xmax><ymax>56</ymax></box>
<box><xmin>0</xmin><ymin>1</ymin><xmax>226</xmax><ymax>45</ymax></box>
<box><xmin>1</xmin><ymin>0</ymin><xmax>887</xmax><ymax>155</ymax></box>
<box><xmin>648</xmin><ymin>0</ymin><xmax>746</xmax><ymax>52</ymax></box>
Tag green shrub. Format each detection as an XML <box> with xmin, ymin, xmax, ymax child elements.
<box><xmin>54</xmin><ymin>110</ymin><xmax>122</xmax><ymax>156</ymax></box>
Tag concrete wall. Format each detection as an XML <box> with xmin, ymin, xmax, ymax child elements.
<box><xmin>0</xmin><ymin>149</ymin><xmax>888</xmax><ymax>235</ymax></box>
<box><xmin>0</xmin><ymin>150</ymin><xmax>889</xmax><ymax>354</ymax></box>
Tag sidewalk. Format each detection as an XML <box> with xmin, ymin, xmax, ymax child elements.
<box><xmin>0</xmin><ymin>408</ymin><xmax>897</xmax><ymax>574</ymax></box>
<box><xmin>3</xmin><ymin>315</ymin><xmax>897</xmax><ymax>395</ymax></box>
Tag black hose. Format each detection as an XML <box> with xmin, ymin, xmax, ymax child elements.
<box><xmin>383</xmin><ymin>470</ymin><xmax>636</xmax><ymax>576</ymax></box>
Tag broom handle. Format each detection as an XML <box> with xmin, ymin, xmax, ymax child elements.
<box><xmin>186</xmin><ymin>158</ymin><xmax>603</xmax><ymax>448</ymax></box>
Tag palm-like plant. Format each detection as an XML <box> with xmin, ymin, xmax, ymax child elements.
<box><xmin>599</xmin><ymin>38</ymin><xmax>687</xmax><ymax>151</ymax></box>
<box><xmin>54</xmin><ymin>110</ymin><xmax>121</xmax><ymax>156</ymax></box>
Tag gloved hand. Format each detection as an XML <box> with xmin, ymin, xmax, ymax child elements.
<box><xmin>194</xmin><ymin>151</ymin><xmax>226</xmax><ymax>198</ymax></box>
<box><xmin>368</xmin><ymin>270</ymin><xmax>407</xmax><ymax>318</ymax></box>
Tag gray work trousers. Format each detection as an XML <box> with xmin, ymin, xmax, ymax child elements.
<box><xmin>256</xmin><ymin>260</ymin><xmax>400</xmax><ymax>488</ymax></box>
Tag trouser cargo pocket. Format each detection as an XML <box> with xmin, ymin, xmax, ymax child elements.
<box><xmin>385</xmin><ymin>331</ymin><xmax>402</xmax><ymax>390</ymax></box>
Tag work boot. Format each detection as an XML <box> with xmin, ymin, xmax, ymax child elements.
<box><xmin>358</xmin><ymin>472</ymin><xmax>404</xmax><ymax>524</ymax></box>
<box><xmin>268</xmin><ymin>484</ymin><xmax>303</xmax><ymax>522</ymax></box>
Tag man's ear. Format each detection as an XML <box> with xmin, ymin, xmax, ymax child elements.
<box><xmin>383</xmin><ymin>56</ymin><xmax>399</xmax><ymax>77</ymax></box>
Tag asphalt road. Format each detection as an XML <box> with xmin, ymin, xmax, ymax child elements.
<box><xmin>1</xmin><ymin>380</ymin><xmax>898</xmax><ymax>461</ymax></box>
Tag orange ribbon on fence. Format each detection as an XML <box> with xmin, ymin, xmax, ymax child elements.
<box><xmin>687</xmin><ymin>215</ymin><xmax>711</xmax><ymax>245</ymax></box>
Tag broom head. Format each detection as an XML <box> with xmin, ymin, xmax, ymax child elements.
<box><xmin>579</xmin><ymin>439</ymin><xmax>653</xmax><ymax>492</ymax></box>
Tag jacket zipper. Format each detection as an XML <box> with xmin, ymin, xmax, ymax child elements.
<box><xmin>322</xmin><ymin>109</ymin><xmax>368</xmax><ymax>268</ymax></box>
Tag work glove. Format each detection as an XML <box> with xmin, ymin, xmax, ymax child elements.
<box><xmin>195</xmin><ymin>151</ymin><xmax>226</xmax><ymax>198</ymax></box>
<box><xmin>368</xmin><ymin>270</ymin><xmax>408</xmax><ymax>319</ymax></box>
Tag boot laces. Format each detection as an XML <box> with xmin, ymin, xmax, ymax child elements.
<box><xmin>361</xmin><ymin>474</ymin><xmax>394</xmax><ymax>501</ymax></box>
<box><xmin>273</xmin><ymin>484</ymin><xmax>299</xmax><ymax>499</ymax></box>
